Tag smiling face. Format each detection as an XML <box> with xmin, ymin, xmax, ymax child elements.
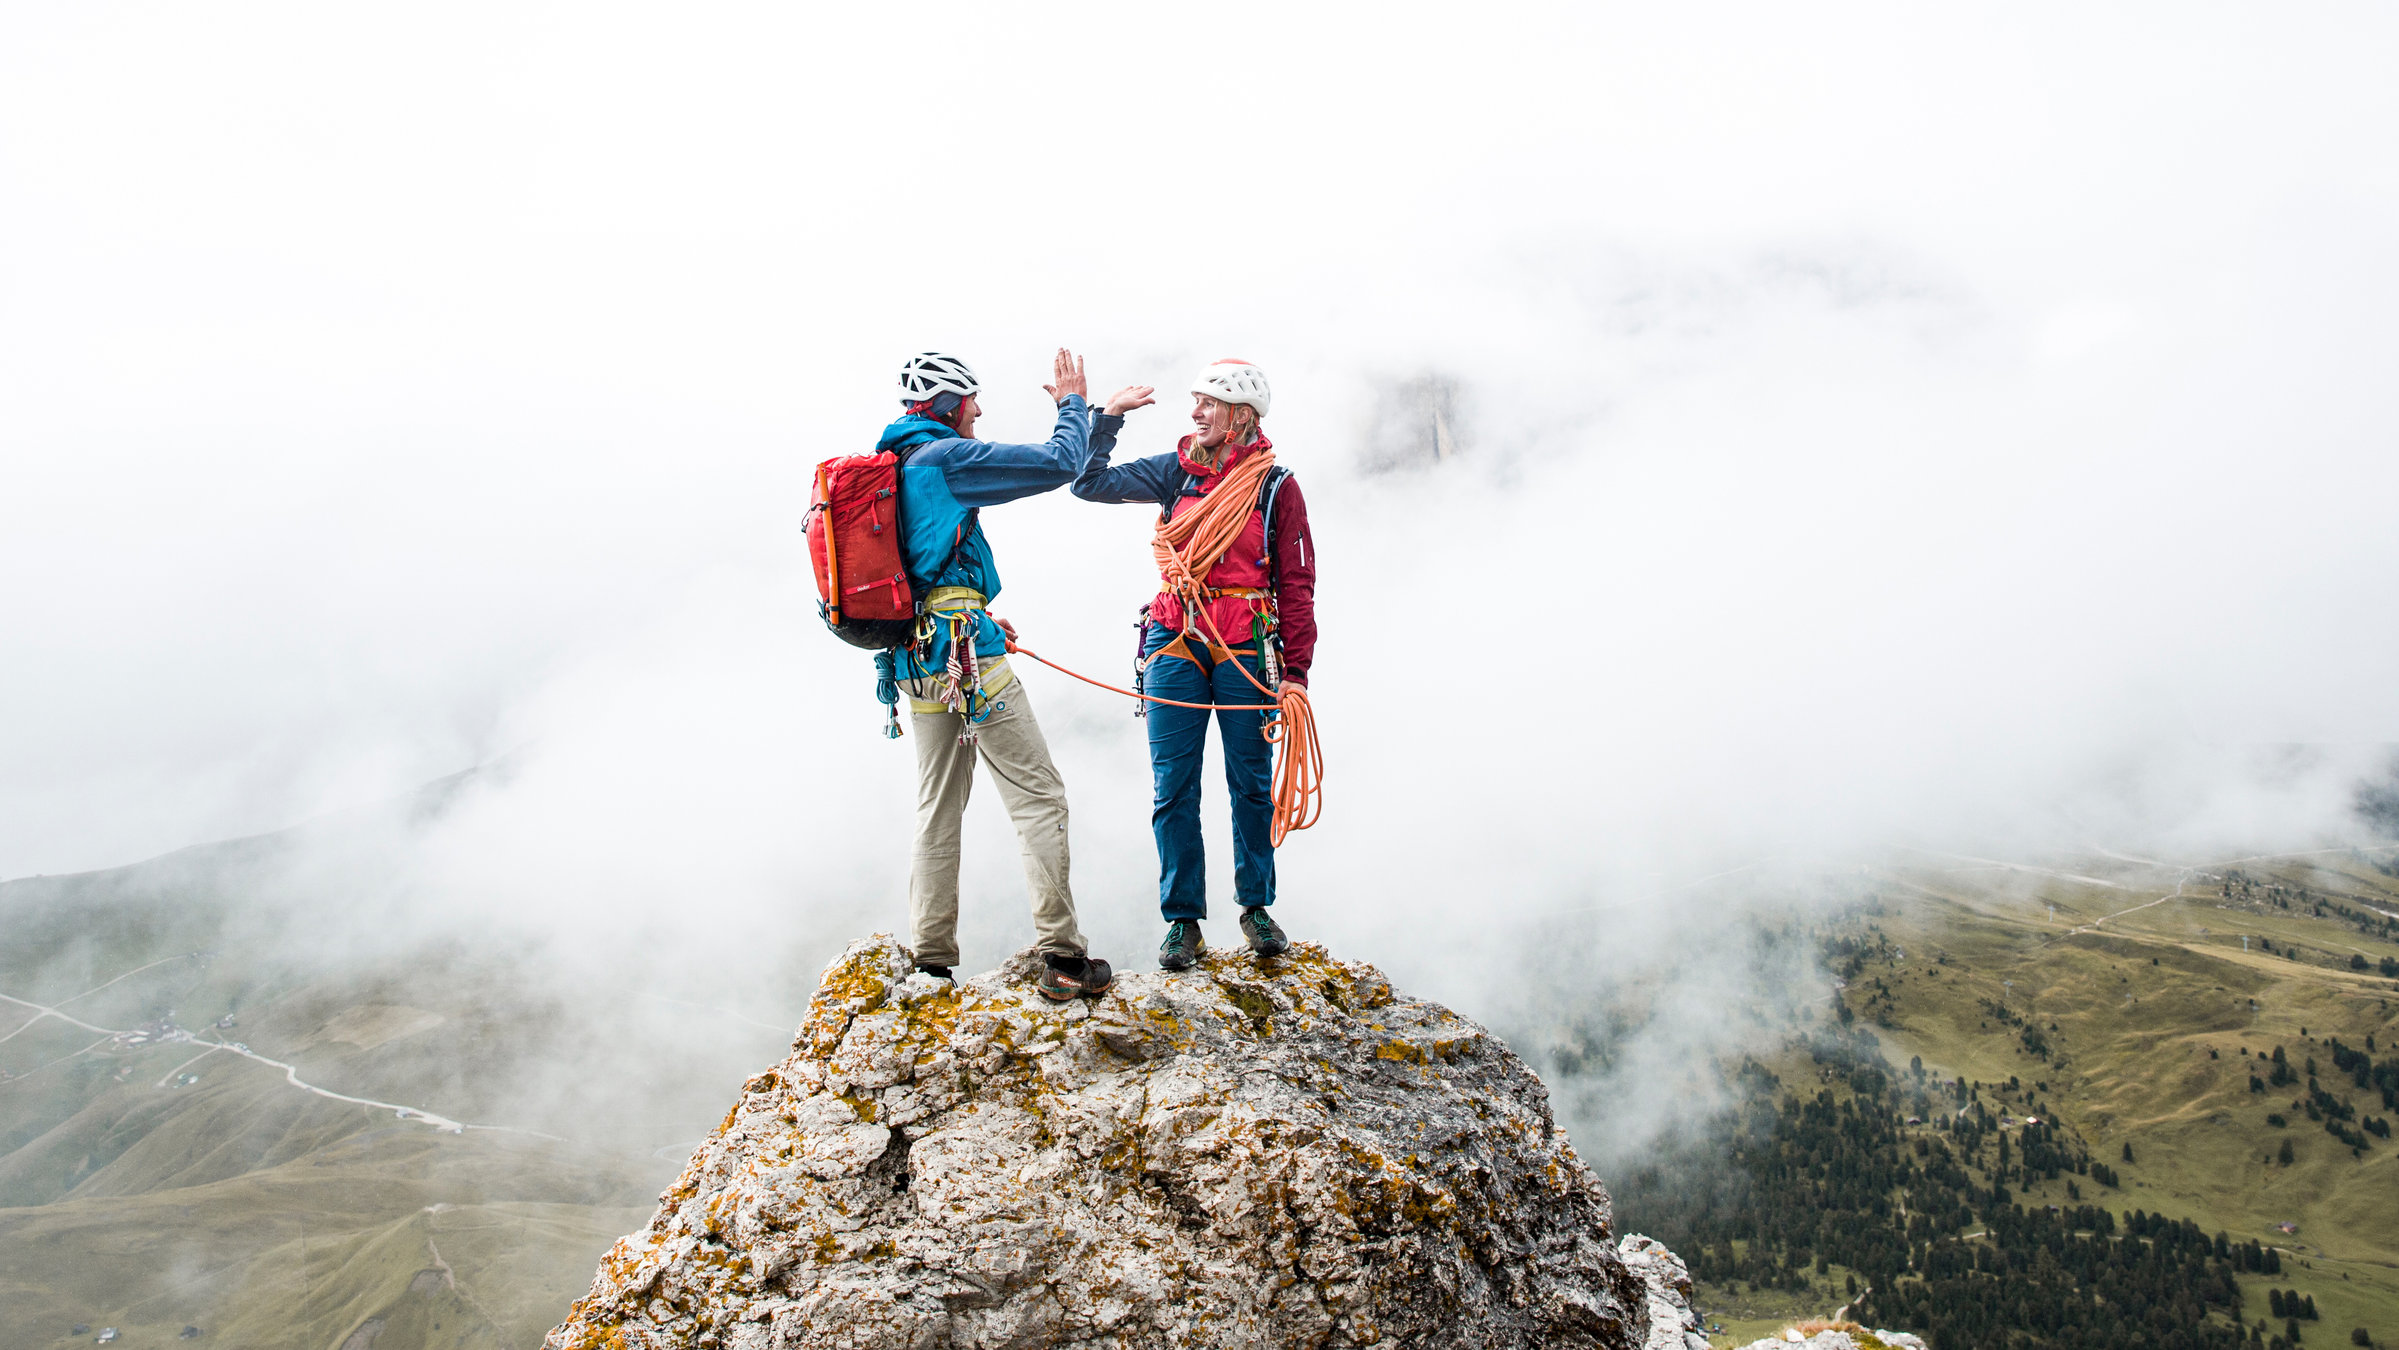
<box><xmin>950</xmin><ymin>394</ymin><xmax>981</xmax><ymax>440</ymax></box>
<box><xmin>1189</xmin><ymin>393</ymin><xmax>1253</xmax><ymax>451</ymax></box>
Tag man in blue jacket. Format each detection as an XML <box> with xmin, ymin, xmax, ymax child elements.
<box><xmin>875</xmin><ymin>348</ymin><xmax>1153</xmax><ymax>1002</ymax></box>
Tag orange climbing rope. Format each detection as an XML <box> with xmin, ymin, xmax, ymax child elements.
<box><xmin>1261</xmin><ymin>682</ymin><xmax>1323</xmax><ymax>845</ymax></box>
<box><xmin>1152</xmin><ymin>447</ymin><xmax>1277</xmax><ymax>613</ymax></box>
<box><xmin>1004</xmin><ymin>638</ymin><xmax>1268</xmax><ymax>712</ymax></box>
<box><xmin>1004</xmin><ymin>636</ymin><xmax>1322</xmax><ymax>846</ymax></box>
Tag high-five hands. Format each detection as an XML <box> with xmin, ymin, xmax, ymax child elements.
<box><xmin>1102</xmin><ymin>385</ymin><xmax>1156</xmax><ymax>416</ymax></box>
<box><xmin>1040</xmin><ymin>348</ymin><xmax>1154</xmax><ymax>416</ymax></box>
<box><xmin>1042</xmin><ymin>349</ymin><xmax>1088</xmax><ymax>406</ymax></box>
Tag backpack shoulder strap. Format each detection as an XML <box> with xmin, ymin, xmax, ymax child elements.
<box><xmin>1256</xmin><ymin>466</ymin><xmax>1293</xmax><ymax>570</ymax></box>
<box><xmin>1160</xmin><ymin>470</ymin><xmax>1202</xmax><ymax>524</ymax></box>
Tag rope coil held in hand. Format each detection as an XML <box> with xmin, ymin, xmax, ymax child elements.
<box><xmin>1006</xmin><ymin>440</ymin><xmax>1322</xmax><ymax>846</ymax></box>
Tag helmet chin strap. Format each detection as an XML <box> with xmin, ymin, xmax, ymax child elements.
<box><xmin>1189</xmin><ymin>403</ymin><xmax>1260</xmax><ymax>464</ymax></box>
<box><xmin>905</xmin><ymin>392</ymin><xmax>965</xmax><ymax>426</ymax></box>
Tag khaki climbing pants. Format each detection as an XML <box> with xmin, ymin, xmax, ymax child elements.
<box><xmin>902</xmin><ymin>666</ymin><xmax>1084</xmax><ymax>969</ymax></box>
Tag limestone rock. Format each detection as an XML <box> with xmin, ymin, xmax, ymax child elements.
<box><xmin>1618</xmin><ymin>1234</ymin><xmax>1709</xmax><ymax>1350</ymax></box>
<box><xmin>1731</xmin><ymin>1329</ymin><xmax>1928</xmax><ymax>1350</ymax></box>
<box><xmin>546</xmin><ymin>935</ymin><xmax>1654</xmax><ymax>1349</ymax></box>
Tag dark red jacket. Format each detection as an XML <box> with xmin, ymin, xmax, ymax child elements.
<box><xmin>1071</xmin><ymin>420</ymin><xmax>1318</xmax><ymax>685</ymax></box>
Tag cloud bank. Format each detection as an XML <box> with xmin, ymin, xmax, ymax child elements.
<box><xmin>6</xmin><ymin>4</ymin><xmax>2397</xmax><ymax>1147</ymax></box>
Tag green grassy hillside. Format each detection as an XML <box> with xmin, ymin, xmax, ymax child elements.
<box><xmin>1624</xmin><ymin>845</ymin><xmax>2399</xmax><ymax>1348</ymax></box>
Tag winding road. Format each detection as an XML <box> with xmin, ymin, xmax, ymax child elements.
<box><xmin>0</xmin><ymin>980</ymin><xmax>557</xmax><ymax>1141</ymax></box>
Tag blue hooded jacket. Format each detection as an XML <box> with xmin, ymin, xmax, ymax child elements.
<box><xmin>876</xmin><ymin>395</ymin><xmax>1092</xmax><ymax>681</ymax></box>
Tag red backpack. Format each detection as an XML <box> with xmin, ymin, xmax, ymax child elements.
<box><xmin>805</xmin><ymin>452</ymin><xmax>919</xmax><ymax>650</ymax></box>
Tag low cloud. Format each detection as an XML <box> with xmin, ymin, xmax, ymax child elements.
<box><xmin>5</xmin><ymin>5</ymin><xmax>2397</xmax><ymax>1165</ymax></box>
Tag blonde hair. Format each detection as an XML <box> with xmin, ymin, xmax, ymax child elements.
<box><xmin>1190</xmin><ymin>398</ymin><xmax>1261</xmax><ymax>468</ymax></box>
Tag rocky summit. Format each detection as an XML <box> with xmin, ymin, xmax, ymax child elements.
<box><xmin>545</xmin><ymin>934</ymin><xmax>1679</xmax><ymax>1349</ymax></box>
<box><xmin>1730</xmin><ymin>1330</ymin><xmax>1928</xmax><ymax>1350</ymax></box>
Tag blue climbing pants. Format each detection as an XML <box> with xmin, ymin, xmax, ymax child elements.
<box><xmin>1142</xmin><ymin>623</ymin><xmax>1276</xmax><ymax>921</ymax></box>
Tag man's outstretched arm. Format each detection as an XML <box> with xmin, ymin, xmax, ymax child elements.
<box><xmin>932</xmin><ymin>395</ymin><xmax>1094</xmax><ymax>507</ymax></box>
<box><xmin>933</xmin><ymin>351</ymin><xmax>1157</xmax><ymax>507</ymax></box>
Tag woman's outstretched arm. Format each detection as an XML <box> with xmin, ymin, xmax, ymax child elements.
<box><xmin>1071</xmin><ymin>411</ymin><xmax>1182</xmax><ymax>504</ymax></box>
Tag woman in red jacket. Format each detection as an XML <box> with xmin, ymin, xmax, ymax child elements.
<box><xmin>1071</xmin><ymin>360</ymin><xmax>1317</xmax><ymax>970</ymax></box>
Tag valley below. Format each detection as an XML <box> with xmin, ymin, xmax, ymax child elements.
<box><xmin>7</xmin><ymin>829</ymin><xmax>2399</xmax><ymax>1348</ymax></box>
<box><xmin>1613</xmin><ymin>845</ymin><xmax>2399</xmax><ymax>1349</ymax></box>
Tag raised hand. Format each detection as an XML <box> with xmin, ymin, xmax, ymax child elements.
<box><xmin>1041</xmin><ymin>349</ymin><xmax>1089</xmax><ymax>405</ymax></box>
<box><xmin>1102</xmin><ymin>385</ymin><xmax>1157</xmax><ymax>416</ymax></box>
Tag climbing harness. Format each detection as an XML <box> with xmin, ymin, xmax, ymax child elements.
<box><xmin>916</xmin><ymin>586</ymin><xmax>1006</xmax><ymax>746</ymax></box>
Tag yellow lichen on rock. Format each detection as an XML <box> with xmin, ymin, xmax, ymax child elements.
<box><xmin>542</xmin><ymin>934</ymin><xmax>1664</xmax><ymax>1350</ymax></box>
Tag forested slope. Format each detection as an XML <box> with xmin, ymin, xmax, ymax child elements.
<box><xmin>1615</xmin><ymin>846</ymin><xmax>2399</xmax><ymax>1349</ymax></box>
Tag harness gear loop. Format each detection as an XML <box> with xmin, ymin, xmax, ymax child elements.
<box><xmin>915</xmin><ymin>586</ymin><xmax>1003</xmax><ymax>743</ymax></box>
<box><xmin>1130</xmin><ymin>603</ymin><xmax>1154</xmax><ymax>720</ymax></box>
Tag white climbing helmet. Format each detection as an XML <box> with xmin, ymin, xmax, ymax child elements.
<box><xmin>1190</xmin><ymin>359</ymin><xmax>1270</xmax><ymax>417</ymax></box>
<box><xmin>897</xmin><ymin>351</ymin><xmax>980</xmax><ymax>402</ymax></box>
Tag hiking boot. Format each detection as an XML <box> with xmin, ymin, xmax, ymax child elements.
<box><xmin>1159</xmin><ymin>919</ymin><xmax>1204</xmax><ymax>971</ymax></box>
<box><xmin>915</xmin><ymin>963</ymin><xmax>954</xmax><ymax>981</ymax></box>
<box><xmin>1036</xmin><ymin>953</ymin><xmax>1114</xmax><ymax>1002</ymax></box>
<box><xmin>1239</xmin><ymin>906</ymin><xmax>1289</xmax><ymax>958</ymax></box>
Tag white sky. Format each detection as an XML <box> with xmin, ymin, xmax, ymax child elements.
<box><xmin>5</xmin><ymin>2</ymin><xmax>2397</xmax><ymax>922</ymax></box>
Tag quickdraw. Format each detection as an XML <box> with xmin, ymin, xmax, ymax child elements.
<box><xmin>918</xmin><ymin>595</ymin><xmax>1003</xmax><ymax>745</ymax></box>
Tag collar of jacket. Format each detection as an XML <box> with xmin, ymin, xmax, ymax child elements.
<box><xmin>877</xmin><ymin>414</ymin><xmax>957</xmax><ymax>455</ymax></box>
<box><xmin>1175</xmin><ymin>433</ymin><xmax>1274</xmax><ymax>480</ymax></box>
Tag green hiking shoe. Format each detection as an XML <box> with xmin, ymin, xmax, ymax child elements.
<box><xmin>1239</xmin><ymin>906</ymin><xmax>1289</xmax><ymax>958</ymax></box>
<box><xmin>1159</xmin><ymin>919</ymin><xmax>1204</xmax><ymax>972</ymax></box>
